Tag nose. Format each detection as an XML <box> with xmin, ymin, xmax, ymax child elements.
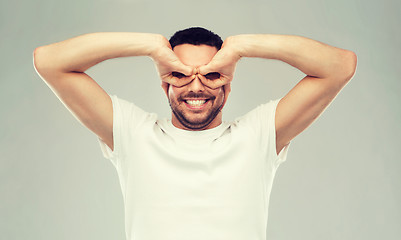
<box><xmin>187</xmin><ymin>74</ymin><xmax>206</xmax><ymax>92</ymax></box>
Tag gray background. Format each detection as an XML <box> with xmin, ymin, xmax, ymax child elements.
<box><xmin>1</xmin><ymin>0</ymin><xmax>400</xmax><ymax>239</ymax></box>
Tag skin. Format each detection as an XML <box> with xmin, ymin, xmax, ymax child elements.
<box><xmin>163</xmin><ymin>44</ymin><xmax>227</xmax><ymax>131</ymax></box>
<box><xmin>198</xmin><ymin>35</ymin><xmax>357</xmax><ymax>154</ymax></box>
<box><xmin>34</xmin><ymin>32</ymin><xmax>357</xmax><ymax>155</ymax></box>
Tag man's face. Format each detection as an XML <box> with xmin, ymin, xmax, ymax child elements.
<box><xmin>166</xmin><ymin>44</ymin><xmax>225</xmax><ymax>130</ymax></box>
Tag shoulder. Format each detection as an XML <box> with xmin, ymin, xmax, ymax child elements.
<box><xmin>234</xmin><ymin>99</ymin><xmax>280</xmax><ymax>126</ymax></box>
<box><xmin>110</xmin><ymin>94</ymin><xmax>158</xmax><ymax>130</ymax></box>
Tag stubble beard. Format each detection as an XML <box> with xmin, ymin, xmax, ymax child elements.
<box><xmin>169</xmin><ymin>96</ymin><xmax>224</xmax><ymax>130</ymax></box>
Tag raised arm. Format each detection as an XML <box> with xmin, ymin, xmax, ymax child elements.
<box><xmin>33</xmin><ymin>32</ymin><xmax>193</xmax><ymax>151</ymax></box>
<box><xmin>199</xmin><ymin>34</ymin><xmax>357</xmax><ymax>154</ymax></box>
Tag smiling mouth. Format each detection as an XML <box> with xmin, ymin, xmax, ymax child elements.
<box><xmin>183</xmin><ymin>99</ymin><xmax>210</xmax><ymax>109</ymax></box>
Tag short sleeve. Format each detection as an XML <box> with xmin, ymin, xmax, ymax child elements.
<box><xmin>97</xmin><ymin>94</ymin><xmax>150</xmax><ymax>168</ymax></box>
<box><xmin>267</xmin><ymin>98</ymin><xmax>290</xmax><ymax>169</ymax></box>
<box><xmin>236</xmin><ymin>98</ymin><xmax>290</xmax><ymax>169</ymax></box>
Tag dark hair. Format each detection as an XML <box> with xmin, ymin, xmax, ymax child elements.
<box><xmin>169</xmin><ymin>27</ymin><xmax>223</xmax><ymax>50</ymax></box>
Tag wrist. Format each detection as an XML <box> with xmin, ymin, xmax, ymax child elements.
<box><xmin>223</xmin><ymin>35</ymin><xmax>243</xmax><ymax>61</ymax></box>
<box><xmin>148</xmin><ymin>34</ymin><xmax>170</xmax><ymax>59</ymax></box>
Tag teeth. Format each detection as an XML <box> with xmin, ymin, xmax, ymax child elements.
<box><xmin>186</xmin><ymin>100</ymin><xmax>206</xmax><ymax>106</ymax></box>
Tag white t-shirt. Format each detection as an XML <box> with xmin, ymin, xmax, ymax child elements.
<box><xmin>98</xmin><ymin>95</ymin><xmax>290</xmax><ymax>240</ymax></box>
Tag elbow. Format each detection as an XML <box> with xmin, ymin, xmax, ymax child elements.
<box><xmin>33</xmin><ymin>46</ymin><xmax>46</xmax><ymax>75</ymax></box>
<box><xmin>33</xmin><ymin>46</ymin><xmax>58</xmax><ymax>78</ymax></box>
<box><xmin>341</xmin><ymin>50</ymin><xmax>357</xmax><ymax>82</ymax></box>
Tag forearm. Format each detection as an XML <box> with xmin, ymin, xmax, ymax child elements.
<box><xmin>34</xmin><ymin>32</ymin><xmax>165</xmax><ymax>73</ymax></box>
<box><xmin>229</xmin><ymin>34</ymin><xmax>357</xmax><ymax>80</ymax></box>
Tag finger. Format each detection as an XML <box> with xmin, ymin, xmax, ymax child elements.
<box><xmin>204</xmin><ymin>72</ymin><xmax>221</xmax><ymax>81</ymax></box>
<box><xmin>198</xmin><ymin>74</ymin><xmax>219</xmax><ymax>89</ymax></box>
<box><xmin>173</xmin><ymin>61</ymin><xmax>194</xmax><ymax>76</ymax></box>
<box><xmin>198</xmin><ymin>63</ymin><xmax>216</xmax><ymax>76</ymax></box>
<box><xmin>174</xmin><ymin>76</ymin><xmax>194</xmax><ymax>87</ymax></box>
<box><xmin>198</xmin><ymin>54</ymin><xmax>224</xmax><ymax>75</ymax></box>
<box><xmin>165</xmin><ymin>49</ymin><xmax>195</xmax><ymax>76</ymax></box>
<box><xmin>198</xmin><ymin>74</ymin><xmax>228</xmax><ymax>90</ymax></box>
<box><xmin>198</xmin><ymin>49</ymin><xmax>226</xmax><ymax>75</ymax></box>
<box><xmin>164</xmin><ymin>75</ymin><xmax>194</xmax><ymax>88</ymax></box>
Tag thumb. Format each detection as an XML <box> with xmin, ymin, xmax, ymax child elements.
<box><xmin>198</xmin><ymin>61</ymin><xmax>217</xmax><ymax>76</ymax></box>
<box><xmin>172</xmin><ymin>60</ymin><xmax>194</xmax><ymax>76</ymax></box>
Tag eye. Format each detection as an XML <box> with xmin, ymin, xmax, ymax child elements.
<box><xmin>204</xmin><ymin>72</ymin><xmax>220</xmax><ymax>80</ymax></box>
<box><xmin>172</xmin><ymin>72</ymin><xmax>186</xmax><ymax>79</ymax></box>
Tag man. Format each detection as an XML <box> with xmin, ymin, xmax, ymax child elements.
<box><xmin>33</xmin><ymin>27</ymin><xmax>357</xmax><ymax>240</ymax></box>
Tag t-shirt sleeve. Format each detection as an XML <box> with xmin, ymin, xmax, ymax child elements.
<box><xmin>97</xmin><ymin>94</ymin><xmax>150</xmax><ymax>169</ymax></box>
<box><xmin>237</xmin><ymin>98</ymin><xmax>291</xmax><ymax>169</ymax></box>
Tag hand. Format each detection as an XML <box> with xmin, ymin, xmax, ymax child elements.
<box><xmin>151</xmin><ymin>37</ymin><xmax>194</xmax><ymax>92</ymax></box>
<box><xmin>198</xmin><ymin>37</ymin><xmax>242</xmax><ymax>90</ymax></box>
